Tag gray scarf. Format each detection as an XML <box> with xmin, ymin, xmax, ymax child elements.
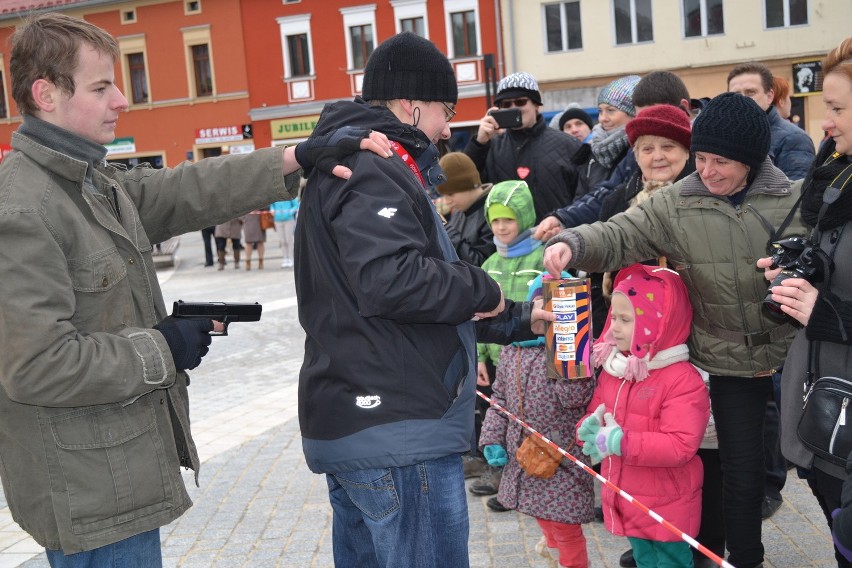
<box><xmin>19</xmin><ymin>114</ymin><xmax>107</xmax><ymax>187</ymax></box>
<box><xmin>589</xmin><ymin>123</ymin><xmax>629</xmax><ymax>170</ymax></box>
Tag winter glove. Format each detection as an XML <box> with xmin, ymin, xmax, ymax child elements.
<box><xmin>294</xmin><ymin>126</ymin><xmax>370</xmax><ymax>176</ymax></box>
<box><xmin>153</xmin><ymin>316</ymin><xmax>214</xmax><ymax>372</ymax></box>
<box><xmin>588</xmin><ymin>412</ymin><xmax>624</xmax><ymax>464</ymax></box>
<box><xmin>483</xmin><ymin>444</ymin><xmax>508</xmax><ymax>467</ymax></box>
<box><xmin>577</xmin><ymin>403</ymin><xmax>606</xmax><ymax>444</ymax></box>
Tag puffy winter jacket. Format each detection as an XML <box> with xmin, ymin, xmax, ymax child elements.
<box><xmin>465</xmin><ymin>115</ymin><xmax>582</xmax><ymax>222</ymax></box>
<box><xmin>548</xmin><ymin>158</ymin><xmax>805</xmax><ymax>376</ymax></box>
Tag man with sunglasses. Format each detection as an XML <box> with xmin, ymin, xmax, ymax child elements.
<box><xmin>464</xmin><ymin>72</ymin><xmax>583</xmax><ymax>222</ymax></box>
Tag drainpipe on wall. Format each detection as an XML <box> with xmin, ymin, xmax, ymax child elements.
<box><xmin>494</xmin><ymin>0</ymin><xmax>505</xmax><ymax>79</ymax></box>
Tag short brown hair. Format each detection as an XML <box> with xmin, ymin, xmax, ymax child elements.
<box><xmin>10</xmin><ymin>12</ymin><xmax>119</xmax><ymax>116</ymax></box>
<box><xmin>727</xmin><ymin>62</ymin><xmax>774</xmax><ymax>93</ymax></box>
<box><xmin>823</xmin><ymin>37</ymin><xmax>852</xmax><ymax>86</ymax></box>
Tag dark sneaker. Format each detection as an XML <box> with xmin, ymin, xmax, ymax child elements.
<box><xmin>463</xmin><ymin>455</ymin><xmax>488</xmax><ymax>479</ymax></box>
<box><xmin>761</xmin><ymin>496</ymin><xmax>782</xmax><ymax>519</ymax></box>
<box><xmin>486</xmin><ymin>496</ymin><xmax>510</xmax><ymax>512</ymax></box>
<box><xmin>619</xmin><ymin>548</ymin><xmax>636</xmax><ymax>568</ymax></box>
<box><xmin>468</xmin><ymin>466</ymin><xmax>501</xmax><ymax>496</ymax></box>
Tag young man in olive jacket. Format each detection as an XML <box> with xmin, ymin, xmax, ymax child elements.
<box><xmin>295</xmin><ymin>32</ymin><xmax>550</xmax><ymax>567</ymax></box>
<box><xmin>0</xmin><ymin>13</ymin><xmax>386</xmax><ymax>567</ymax></box>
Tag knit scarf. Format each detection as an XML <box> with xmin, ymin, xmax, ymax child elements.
<box><xmin>589</xmin><ymin>123</ymin><xmax>630</xmax><ymax>170</ymax></box>
<box><xmin>493</xmin><ymin>228</ymin><xmax>543</xmax><ymax>258</ymax></box>
<box><xmin>595</xmin><ymin>342</ymin><xmax>690</xmax><ymax>382</ymax></box>
<box><xmin>801</xmin><ymin>138</ymin><xmax>852</xmax><ymax>231</ymax></box>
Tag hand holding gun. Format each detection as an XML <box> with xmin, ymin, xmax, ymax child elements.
<box><xmin>171</xmin><ymin>300</ymin><xmax>263</xmax><ymax>336</ymax></box>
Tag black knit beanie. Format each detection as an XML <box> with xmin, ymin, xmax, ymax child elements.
<box><xmin>361</xmin><ymin>32</ymin><xmax>458</xmax><ymax>104</ymax></box>
<box><xmin>691</xmin><ymin>92</ymin><xmax>770</xmax><ymax>169</ymax></box>
<box><xmin>558</xmin><ymin>107</ymin><xmax>595</xmax><ymax>132</ymax></box>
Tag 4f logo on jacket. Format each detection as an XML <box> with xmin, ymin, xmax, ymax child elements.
<box><xmin>356</xmin><ymin>395</ymin><xmax>382</xmax><ymax>409</ymax></box>
<box><xmin>377</xmin><ymin>207</ymin><xmax>397</xmax><ymax>218</ymax></box>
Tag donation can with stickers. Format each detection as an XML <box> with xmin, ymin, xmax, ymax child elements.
<box><xmin>543</xmin><ymin>276</ymin><xmax>593</xmax><ymax>380</ymax></box>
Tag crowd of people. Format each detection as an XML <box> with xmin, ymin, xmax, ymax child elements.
<box><xmin>1</xmin><ymin>9</ymin><xmax>852</xmax><ymax>568</ymax></box>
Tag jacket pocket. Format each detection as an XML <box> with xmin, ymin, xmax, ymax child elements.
<box><xmin>68</xmin><ymin>247</ymin><xmax>132</xmax><ymax>330</ymax></box>
<box><xmin>43</xmin><ymin>398</ymin><xmax>174</xmax><ymax>534</ymax></box>
<box><xmin>68</xmin><ymin>247</ymin><xmax>128</xmax><ymax>292</ymax></box>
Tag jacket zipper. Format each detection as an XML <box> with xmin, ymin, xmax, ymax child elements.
<box><xmin>830</xmin><ymin>397</ymin><xmax>849</xmax><ymax>455</ymax></box>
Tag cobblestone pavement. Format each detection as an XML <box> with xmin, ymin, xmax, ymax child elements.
<box><xmin>0</xmin><ymin>235</ymin><xmax>839</xmax><ymax>567</ymax></box>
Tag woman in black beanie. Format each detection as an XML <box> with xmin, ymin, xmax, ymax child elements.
<box><xmin>543</xmin><ymin>92</ymin><xmax>806</xmax><ymax>568</ymax></box>
<box><xmin>759</xmin><ymin>37</ymin><xmax>852</xmax><ymax>568</ymax></box>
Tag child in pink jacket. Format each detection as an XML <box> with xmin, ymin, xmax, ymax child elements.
<box><xmin>577</xmin><ymin>264</ymin><xmax>710</xmax><ymax>568</ymax></box>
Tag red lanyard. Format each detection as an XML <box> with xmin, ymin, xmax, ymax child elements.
<box><xmin>389</xmin><ymin>140</ymin><xmax>425</xmax><ymax>187</ymax></box>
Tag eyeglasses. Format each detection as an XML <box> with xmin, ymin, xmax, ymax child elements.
<box><xmin>440</xmin><ymin>101</ymin><xmax>457</xmax><ymax>122</ymax></box>
<box><xmin>498</xmin><ymin>98</ymin><xmax>530</xmax><ymax>109</ymax></box>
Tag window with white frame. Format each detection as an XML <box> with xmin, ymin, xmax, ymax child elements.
<box><xmin>765</xmin><ymin>0</ymin><xmax>807</xmax><ymax>28</ymax></box>
<box><xmin>341</xmin><ymin>5</ymin><xmax>377</xmax><ymax>71</ymax></box>
<box><xmin>444</xmin><ymin>0</ymin><xmax>480</xmax><ymax>58</ymax></box>
<box><xmin>613</xmin><ymin>0</ymin><xmax>653</xmax><ymax>45</ymax></box>
<box><xmin>278</xmin><ymin>14</ymin><xmax>313</xmax><ymax>78</ymax></box>
<box><xmin>683</xmin><ymin>0</ymin><xmax>724</xmax><ymax>37</ymax></box>
<box><xmin>544</xmin><ymin>1</ymin><xmax>582</xmax><ymax>53</ymax></box>
<box><xmin>392</xmin><ymin>0</ymin><xmax>428</xmax><ymax>37</ymax></box>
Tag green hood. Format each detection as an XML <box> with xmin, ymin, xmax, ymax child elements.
<box><xmin>485</xmin><ymin>180</ymin><xmax>536</xmax><ymax>232</ymax></box>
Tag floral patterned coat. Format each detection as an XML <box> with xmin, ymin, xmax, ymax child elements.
<box><xmin>479</xmin><ymin>344</ymin><xmax>596</xmax><ymax>524</ymax></box>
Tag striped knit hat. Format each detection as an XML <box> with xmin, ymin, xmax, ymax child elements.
<box><xmin>494</xmin><ymin>72</ymin><xmax>542</xmax><ymax>106</ymax></box>
<box><xmin>597</xmin><ymin>75</ymin><xmax>641</xmax><ymax>116</ymax></box>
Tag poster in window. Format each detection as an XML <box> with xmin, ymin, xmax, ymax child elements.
<box><xmin>791</xmin><ymin>60</ymin><xmax>823</xmax><ymax>95</ymax></box>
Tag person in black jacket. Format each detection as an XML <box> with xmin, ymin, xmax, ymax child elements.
<box><xmin>464</xmin><ymin>71</ymin><xmax>582</xmax><ymax>222</ymax></box>
<box><xmin>437</xmin><ymin>152</ymin><xmax>495</xmax><ymax>267</ymax></box>
<box><xmin>294</xmin><ymin>32</ymin><xmax>550</xmax><ymax>568</ymax></box>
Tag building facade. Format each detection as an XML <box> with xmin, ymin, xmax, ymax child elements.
<box><xmin>240</xmin><ymin>0</ymin><xmax>503</xmax><ymax>150</ymax></box>
<box><xmin>508</xmin><ymin>0</ymin><xmax>852</xmax><ymax>145</ymax></box>
<box><xmin>0</xmin><ymin>0</ymin><xmax>254</xmax><ymax>167</ymax></box>
<box><xmin>0</xmin><ymin>0</ymin><xmax>846</xmax><ymax>156</ymax></box>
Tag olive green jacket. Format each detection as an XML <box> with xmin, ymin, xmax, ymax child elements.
<box><xmin>0</xmin><ymin>132</ymin><xmax>297</xmax><ymax>553</ymax></box>
<box><xmin>548</xmin><ymin>159</ymin><xmax>803</xmax><ymax>376</ymax></box>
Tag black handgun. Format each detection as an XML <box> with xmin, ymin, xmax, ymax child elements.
<box><xmin>172</xmin><ymin>300</ymin><xmax>262</xmax><ymax>336</ymax></box>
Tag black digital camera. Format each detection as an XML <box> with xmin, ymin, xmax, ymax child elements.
<box><xmin>762</xmin><ymin>236</ymin><xmax>822</xmax><ymax>316</ymax></box>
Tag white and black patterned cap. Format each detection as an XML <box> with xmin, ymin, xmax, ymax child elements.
<box><xmin>495</xmin><ymin>72</ymin><xmax>542</xmax><ymax>105</ymax></box>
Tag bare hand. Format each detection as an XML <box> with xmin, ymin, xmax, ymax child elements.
<box><xmin>474</xmin><ymin>288</ymin><xmax>505</xmax><ymax>320</ymax></box>
<box><xmin>533</xmin><ymin>216</ymin><xmax>564</xmax><ymax>241</ymax></box>
<box><xmin>767</xmin><ymin>277</ymin><xmax>819</xmax><ymax>325</ymax></box>
<box><xmin>477</xmin><ymin>362</ymin><xmax>491</xmax><ymax>387</ymax></box>
<box><xmin>331</xmin><ymin>131</ymin><xmax>392</xmax><ymax>179</ymax></box>
<box><xmin>530</xmin><ymin>297</ymin><xmax>555</xmax><ymax>335</ymax></box>
<box><xmin>212</xmin><ymin>321</ymin><xmax>226</xmax><ymax>334</ymax></box>
<box><xmin>544</xmin><ymin>243</ymin><xmax>573</xmax><ymax>277</ymax></box>
<box><xmin>475</xmin><ymin>108</ymin><xmax>501</xmax><ymax>144</ymax></box>
<box><xmin>756</xmin><ymin>256</ymin><xmax>782</xmax><ymax>283</ymax></box>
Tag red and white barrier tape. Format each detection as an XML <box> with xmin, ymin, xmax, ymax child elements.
<box><xmin>476</xmin><ymin>390</ymin><xmax>734</xmax><ymax>568</ymax></box>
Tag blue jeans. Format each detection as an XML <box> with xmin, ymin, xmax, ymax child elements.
<box><xmin>46</xmin><ymin>528</ymin><xmax>162</xmax><ymax>568</ymax></box>
<box><xmin>326</xmin><ymin>453</ymin><xmax>469</xmax><ymax>568</ymax></box>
